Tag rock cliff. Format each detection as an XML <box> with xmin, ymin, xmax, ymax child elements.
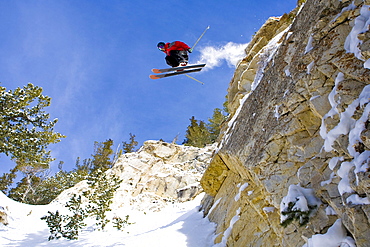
<box><xmin>200</xmin><ymin>0</ymin><xmax>370</xmax><ymax>246</ymax></box>
<box><xmin>55</xmin><ymin>140</ymin><xmax>216</xmax><ymax>212</ymax></box>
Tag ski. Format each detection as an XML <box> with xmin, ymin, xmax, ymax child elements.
<box><xmin>149</xmin><ymin>68</ymin><xmax>203</xmax><ymax>79</ymax></box>
<box><xmin>151</xmin><ymin>63</ymin><xmax>206</xmax><ymax>74</ymax></box>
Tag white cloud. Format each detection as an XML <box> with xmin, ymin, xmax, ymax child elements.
<box><xmin>196</xmin><ymin>42</ymin><xmax>248</xmax><ymax>70</ymax></box>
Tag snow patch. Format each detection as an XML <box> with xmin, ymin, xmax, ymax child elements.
<box><xmin>337</xmin><ymin>161</ymin><xmax>355</xmax><ymax>195</ymax></box>
<box><xmin>325</xmin><ymin>206</ymin><xmax>337</xmax><ymax>216</ymax></box>
<box><xmin>320</xmin><ymin>73</ymin><xmax>348</xmax><ymax>152</ymax></box>
<box><xmin>263</xmin><ymin>207</ymin><xmax>275</xmax><ymax>213</ymax></box>
<box><xmin>320</xmin><ymin>78</ymin><xmax>370</xmax><ymax>199</ymax></box>
<box><xmin>320</xmin><ymin>172</ymin><xmax>336</xmax><ymax>186</ymax></box>
<box><xmin>305</xmin><ymin>35</ymin><xmax>314</xmax><ymax>54</ymax></box>
<box><xmin>333</xmin><ymin>2</ymin><xmax>356</xmax><ymax>23</ymax></box>
<box><xmin>214</xmin><ymin>208</ymin><xmax>241</xmax><ymax>247</ymax></box>
<box><xmin>344</xmin><ymin>5</ymin><xmax>370</xmax><ymax>69</ymax></box>
<box><xmin>307</xmin><ymin>61</ymin><xmax>314</xmax><ymax>74</ymax></box>
<box><xmin>346</xmin><ymin>194</ymin><xmax>370</xmax><ymax>205</ymax></box>
<box><xmin>0</xmin><ymin>192</ymin><xmax>217</xmax><ymax>247</ymax></box>
<box><xmin>274</xmin><ymin>104</ymin><xmax>281</xmax><ymax>120</ymax></box>
<box><xmin>284</xmin><ymin>67</ymin><xmax>291</xmax><ymax>77</ymax></box>
<box><xmin>252</xmin><ymin>25</ymin><xmax>291</xmax><ymax>91</ymax></box>
<box><xmin>234</xmin><ymin>183</ymin><xmax>249</xmax><ymax>201</ymax></box>
<box><xmin>206</xmin><ymin>197</ymin><xmax>222</xmax><ymax>218</ymax></box>
<box><xmin>302</xmin><ymin>219</ymin><xmax>356</xmax><ymax>247</ymax></box>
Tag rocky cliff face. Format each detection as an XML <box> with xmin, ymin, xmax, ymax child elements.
<box><xmin>55</xmin><ymin>140</ymin><xmax>216</xmax><ymax>212</ymax></box>
<box><xmin>200</xmin><ymin>0</ymin><xmax>370</xmax><ymax>246</ymax></box>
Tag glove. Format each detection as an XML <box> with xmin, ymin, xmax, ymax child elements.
<box><xmin>188</xmin><ymin>48</ymin><xmax>193</xmax><ymax>53</ymax></box>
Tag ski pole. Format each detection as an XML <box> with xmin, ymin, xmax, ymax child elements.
<box><xmin>192</xmin><ymin>26</ymin><xmax>210</xmax><ymax>50</ymax></box>
<box><xmin>185</xmin><ymin>74</ymin><xmax>204</xmax><ymax>85</ymax></box>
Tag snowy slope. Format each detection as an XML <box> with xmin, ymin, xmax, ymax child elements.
<box><xmin>0</xmin><ymin>141</ymin><xmax>218</xmax><ymax>246</ymax></box>
<box><xmin>0</xmin><ymin>191</ymin><xmax>216</xmax><ymax>247</ymax></box>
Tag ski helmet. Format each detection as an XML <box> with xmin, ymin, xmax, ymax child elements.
<box><xmin>157</xmin><ymin>42</ymin><xmax>165</xmax><ymax>51</ymax></box>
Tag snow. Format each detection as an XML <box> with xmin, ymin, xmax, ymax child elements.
<box><xmin>328</xmin><ymin>156</ymin><xmax>344</xmax><ymax>170</ymax></box>
<box><xmin>346</xmin><ymin>194</ymin><xmax>370</xmax><ymax>205</ymax></box>
<box><xmin>307</xmin><ymin>61</ymin><xmax>315</xmax><ymax>74</ymax></box>
<box><xmin>217</xmin><ymin>26</ymin><xmax>291</xmax><ymax>151</ymax></box>
<box><xmin>365</xmin><ymin>58</ymin><xmax>370</xmax><ymax>68</ymax></box>
<box><xmin>207</xmin><ymin>198</ymin><xmax>222</xmax><ymax>217</ymax></box>
<box><xmin>348</xmin><ymin>92</ymin><xmax>370</xmax><ymax>159</ymax></box>
<box><xmin>344</xmin><ymin>4</ymin><xmax>370</xmax><ymax>69</ymax></box>
<box><xmin>305</xmin><ymin>35</ymin><xmax>314</xmax><ymax>54</ymax></box>
<box><xmin>0</xmin><ymin>192</ymin><xmax>219</xmax><ymax>247</ymax></box>
<box><xmin>217</xmin><ymin>92</ymin><xmax>248</xmax><ymax>150</ymax></box>
<box><xmin>320</xmin><ymin>72</ymin><xmax>352</xmax><ymax>152</ymax></box>
<box><xmin>213</xmin><ymin>208</ymin><xmax>240</xmax><ymax>247</ymax></box>
<box><xmin>325</xmin><ymin>206</ymin><xmax>337</xmax><ymax>216</ymax></box>
<box><xmin>274</xmin><ymin>105</ymin><xmax>281</xmax><ymax>120</ymax></box>
<box><xmin>333</xmin><ymin>2</ymin><xmax>356</xmax><ymax>24</ymax></box>
<box><xmin>234</xmin><ymin>183</ymin><xmax>249</xmax><ymax>201</ymax></box>
<box><xmin>284</xmin><ymin>67</ymin><xmax>291</xmax><ymax>77</ymax></box>
<box><xmin>263</xmin><ymin>207</ymin><xmax>275</xmax><ymax>213</ymax></box>
<box><xmin>280</xmin><ymin>184</ymin><xmax>321</xmax><ymax>224</ymax></box>
<box><xmin>302</xmin><ymin>219</ymin><xmax>356</xmax><ymax>247</ymax></box>
<box><xmin>337</xmin><ymin>161</ymin><xmax>355</xmax><ymax>195</ymax></box>
<box><xmin>252</xmin><ymin>25</ymin><xmax>291</xmax><ymax>91</ymax></box>
<box><xmin>319</xmin><ymin>73</ymin><xmax>370</xmax><ymax>196</ymax></box>
<box><xmin>320</xmin><ymin>172</ymin><xmax>336</xmax><ymax>186</ymax></box>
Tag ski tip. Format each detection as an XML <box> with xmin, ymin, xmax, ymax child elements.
<box><xmin>149</xmin><ymin>74</ymin><xmax>160</xmax><ymax>79</ymax></box>
<box><xmin>151</xmin><ymin>68</ymin><xmax>161</xmax><ymax>73</ymax></box>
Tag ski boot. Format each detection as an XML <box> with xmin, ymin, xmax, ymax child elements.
<box><xmin>177</xmin><ymin>61</ymin><xmax>188</xmax><ymax>71</ymax></box>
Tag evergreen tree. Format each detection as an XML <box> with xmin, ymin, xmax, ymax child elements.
<box><xmin>0</xmin><ymin>167</ymin><xmax>17</xmax><ymax>194</ymax></box>
<box><xmin>8</xmin><ymin>164</ymin><xmax>44</xmax><ymax>204</ymax></box>
<box><xmin>84</xmin><ymin>170</ymin><xmax>123</xmax><ymax>230</ymax></box>
<box><xmin>72</xmin><ymin>157</ymin><xmax>90</xmax><ymax>178</ymax></box>
<box><xmin>207</xmin><ymin>108</ymin><xmax>228</xmax><ymax>143</ymax></box>
<box><xmin>41</xmin><ymin>171</ymin><xmax>129</xmax><ymax>240</ymax></box>
<box><xmin>14</xmin><ymin>139</ymin><xmax>117</xmax><ymax>205</ymax></box>
<box><xmin>0</xmin><ymin>83</ymin><xmax>65</xmax><ymax>166</ymax></box>
<box><xmin>32</xmin><ymin>160</ymin><xmax>89</xmax><ymax>205</ymax></box>
<box><xmin>183</xmin><ymin>116</ymin><xmax>212</xmax><ymax>148</ymax></box>
<box><xmin>89</xmin><ymin>139</ymin><xmax>114</xmax><ymax>174</ymax></box>
<box><xmin>0</xmin><ymin>83</ymin><xmax>64</xmax><ymax>203</ymax></box>
<box><xmin>122</xmin><ymin>133</ymin><xmax>138</xmax><ymax>154</ymax></box>
<box><xmin>6</xmin><ymin>136</ymin><xmax>135</xmax><ymax>205</ymax></box>
<box><xmin>183</xmin><ymin>107</ymin><xmax>228</xmax><ymax>148</ymax></box>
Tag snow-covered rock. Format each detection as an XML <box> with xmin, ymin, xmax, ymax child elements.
<box><xmin>54</xmin><ymin>140</ymin><xmax>216</xmax><ymax>212</ymax></box>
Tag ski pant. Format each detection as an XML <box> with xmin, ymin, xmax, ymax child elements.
<box><xmin>165</xmin><ymin>50</ymin><xmax>188</xmax><ymax>67</ymax></box>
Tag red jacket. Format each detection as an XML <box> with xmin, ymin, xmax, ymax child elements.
<box><xmin>162</xmin><ymin>41</ymin><xmax>191</xmax><ymax>56</ymax></box>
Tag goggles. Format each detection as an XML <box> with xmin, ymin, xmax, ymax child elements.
<box><xmin>158</xmin><ymin>44</ymin><xmax>165</xmax><ymax>51</ymax></box>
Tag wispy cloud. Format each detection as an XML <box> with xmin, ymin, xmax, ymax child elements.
<box><xmin>197</xmin><ymin>42</ymin><xmax>248</xmax><ymax>70</ymax></box>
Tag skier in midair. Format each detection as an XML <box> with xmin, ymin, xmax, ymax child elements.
<box><xmin>157</xmin><ymin>41</ymin><xmax>193</xmax><ymax>67</ymax></box>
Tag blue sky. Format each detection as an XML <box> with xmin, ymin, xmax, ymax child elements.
<box><xmin>0</xmin><ymin>0</ymin><xmax>297</xmax><ymax>173</ymax></box>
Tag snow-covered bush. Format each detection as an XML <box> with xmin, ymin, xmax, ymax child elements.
<box><xmin>41</xmin><ymin>171</ymin><xmax>132</xmax><ymax>240</ymax></box>
<box><xmin>280</xmin><ymin>184</ymin><xmax>321</xmax><ymax>227</ymax></box>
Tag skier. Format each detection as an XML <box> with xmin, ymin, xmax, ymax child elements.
<box><xmin>157</xmin><ymin>41</ymin><xmax>193</xmax><ymax>68</ymax></box>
